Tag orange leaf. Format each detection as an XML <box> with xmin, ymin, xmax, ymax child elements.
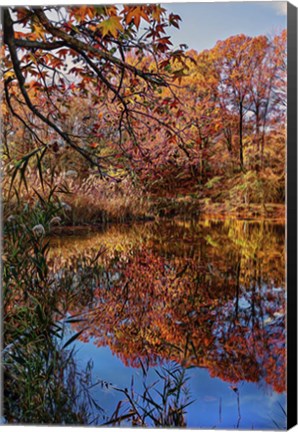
<box><xmin>125</xmin><ymin>6</ymin><xmax>150</xmax><ymax>30</ymax></box>
<box><xmin>152</xmin><ymin>5</ymin><xmax>166</xmax><ymax>23</ymax></box>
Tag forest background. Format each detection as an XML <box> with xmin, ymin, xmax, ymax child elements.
<box><xmin>2</xmin><ymin>2</ymin><xmax>287</xmax><ymax>226</ymax></box>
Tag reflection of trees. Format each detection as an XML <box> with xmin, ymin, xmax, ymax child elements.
<box><xmin>65</xmin><ymin>220</ymin><xmax>285</xmax><ymax>394</ymax></box>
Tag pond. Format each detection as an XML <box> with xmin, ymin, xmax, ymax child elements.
<box><xmin>49</xmin><ymin>218</ymin><xmax>286</xmax><ymax>429</ymax></box>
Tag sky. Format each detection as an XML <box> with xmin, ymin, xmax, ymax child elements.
<box><xmin>161</xmin><ymin>2</ymin><xmax>287</xmax><ymax>51</ymax></box>
<box><xmin>0</xmin><ymin>1</ymin><xmax>289</xmax><ymax>53</ymax></box>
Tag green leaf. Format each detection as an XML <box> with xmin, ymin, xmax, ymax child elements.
<box><xmin>36</xmin><ymin>146</ymin><xmax>48</xmax><ymax>191</ymax></box>
<box><xmin>62</xmin><ymin>329</ymin><xmax>86</xmax><ymax>349</ymax></box>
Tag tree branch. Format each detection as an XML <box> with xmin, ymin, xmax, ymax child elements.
<box><xmin>14</xmin><ymin>39</ymin><xmax>65</xmax><ymax>50</ymax></box>
<box><xmin>3</xmin><ymin>8</ymin><xmax>106</xmax><ymax>175</ymax></box>
<box><xmin>33</xmin><ymin>8</ymin><xmax>168</xmax><ymax>87</ymax></box>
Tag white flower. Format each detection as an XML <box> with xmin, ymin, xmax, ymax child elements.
<box><xmin>49</xmin><ymin>216</ymin><xmax>62</xmax><ymax>226</ymax></box>
<box><xmin>7</xmin><ymin>215</ymin><xmax>16</xmax><ymax>223</ymax></box>
<box><xmin>65</xmin><ymin>170</ymin><xmax>78</xmax><ymax>178</ymax></box>
<box><xmin>32</xmin><ymin>224</ymin><xmax>45</xmax><ymax>237</ymax></box>
<box><xmin>60</xmin><ymin>202</ymin><xmax>72</xmax><ymax>212</ymax></box>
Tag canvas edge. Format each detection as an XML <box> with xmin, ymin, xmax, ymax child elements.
<box><xmin>287</xmin><ymin>1</ymin><xmax>298</xmax><ymax>430</ymax></box>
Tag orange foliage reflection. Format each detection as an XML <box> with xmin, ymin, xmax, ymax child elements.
<box><xmin>57</xmin><ymin>219</ymin><xmax>285</xmax><ymax>394</ymax></box>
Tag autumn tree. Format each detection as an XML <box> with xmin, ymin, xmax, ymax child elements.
<box><xmin>212</xmin><ymin>35</ymin><xmax>256</xmax><ymax>171</ymax></box>
<box><xmin>2</xmin><ymin>8</ymin><xmax>286</xmax><ymax>208</ymax></box>
<box><xmin>114</xmin><ymin>30</ymin><xmax>286</xmax><ymax>200</ymax></box>
<box><xmin>211</xmin><ymin>33</ymin><xmax>286</xmax><ymax>174</ymax></box>
<box><xmin>2</xmin><ymin>5</ymin><xmax>186</xmax><ymax>176</ymax></box>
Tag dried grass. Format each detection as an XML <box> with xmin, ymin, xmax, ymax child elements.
<box><xmin>2</xmin><ymin>166</ymin><xmax>152</xmax><ymax>225</ymax></box>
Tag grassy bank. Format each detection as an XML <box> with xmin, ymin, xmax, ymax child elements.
<box><xmin>2</xmin><ymin>212</ymin><xmax>104</xmax><ymax>424</ymax></box>
<box><xmin>3</xmin><ymin>166</ymin><xmax>285</xmax><ymax>230</ymax></box>
<box><xmin>2</xmin><ymin>168</ymin><xmax>152</xmax><ymax>228</ymax></box>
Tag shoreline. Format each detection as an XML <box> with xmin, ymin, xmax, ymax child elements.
<box><xmin>49</xmin><ymin>204</ymin><xmax>285</xmax><ymax>236</ymax></box>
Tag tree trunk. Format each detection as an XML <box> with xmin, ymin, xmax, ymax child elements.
<box><xmin>255</xmin><ymin>106</ymin><xmax>260</xmax><ymax>172</ymax></box>
<box><xmin>239</xmin><ymin>102</ymin><xmax>244</xmax><ymax>171</ymax></box>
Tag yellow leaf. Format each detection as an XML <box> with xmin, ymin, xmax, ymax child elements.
<box><xmin>4</xmin><ymin>70</ymin><xmax>15</xmax><ymax>80</ymax></box>
<box><xmin>98</xmin><ymin>16</ymin><xmax>123</xmax><ymax>38</ymax></box>
<box><xmin>32</xmin><ymin>23</ymin><xmax>46</xmax><ymax>41</ymax></box>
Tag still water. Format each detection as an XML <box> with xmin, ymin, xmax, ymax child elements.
<box><xmin>50</xmin><ymin>218</ymin><xmax>286</xmax><ymax>429</ymax></box>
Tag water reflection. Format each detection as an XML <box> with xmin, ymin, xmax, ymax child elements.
<box><xmin>50</xmin><ymin>218</ymin><xmax>285</xmax><ymax>398</ymax></box>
